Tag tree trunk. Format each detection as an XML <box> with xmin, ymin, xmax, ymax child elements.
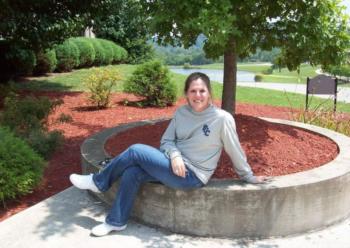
<box><xmin>221</xmin><ymin>36</ymin><xmax>237</xmax><ymax>115</ymax></box>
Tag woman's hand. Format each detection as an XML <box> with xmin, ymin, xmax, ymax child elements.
<box><xmin>251</xmin><ymin>176</ymin><xmax>272</xmax><ymax>184</ymax></box>
<box><xmin>171</xmin><ymin>156</ymin><xmax>187</xmax><ymax>178</ymax></box>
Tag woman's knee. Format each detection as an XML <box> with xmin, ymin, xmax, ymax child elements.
<box><xmin>122</xmin><ymin>166</ymin><xmax>147</xmax><ymax>183</ymax></box>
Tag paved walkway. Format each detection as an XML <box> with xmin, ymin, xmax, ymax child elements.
<box><xmin>1</xmin><ymin>187</ymin><xmax>350</xmax><ymax>248</ymax></box>
<box><xmin>237</xmin><ymin>82</ymin><xmax>350</xmax><ymax>103</ymax></box>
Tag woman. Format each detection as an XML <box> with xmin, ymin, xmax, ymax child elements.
<box><xmin>70</xmin><ymin>72</ymin><xmax>268</xmax><ymax>236</ymax></box>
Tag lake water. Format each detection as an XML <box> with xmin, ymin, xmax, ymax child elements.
<box><xmin>170</xmin><ymin>68</ymin><xmax>255</xmax><ymax>83</ymax></box>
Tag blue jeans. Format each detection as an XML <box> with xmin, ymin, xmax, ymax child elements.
<box><xmin>92</xmin><ymin>144</ymin><xmax>204</xmax><ymax>227</ymax></box>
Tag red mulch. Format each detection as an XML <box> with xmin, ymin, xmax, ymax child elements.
<box><xmin>0</xmin><ymin>91</ymin><xmax>339</xmax><ymax>221</ymax></box>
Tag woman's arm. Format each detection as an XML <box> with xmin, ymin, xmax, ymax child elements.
<box><xmin>160</xmin><ymin>116</ymin><xmax>187</xmax><ymax>177</ymax></box>
<box><xmin>221</xmin><ymin>114</ymin><xmax>269</xmax><ymax>184</ymax></box>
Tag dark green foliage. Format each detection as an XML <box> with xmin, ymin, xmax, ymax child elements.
<box><xmin>90</xmin><ymin>38</ymin><xmax>107</xmax><ymax>66</ymax></box>
<box><xmin>26</xmin><ymin>129</ymin><xmax>64</xmax><ymax>160</ymax></box>
<box><xmin>70</xmin><ymin>37</ymin><xmax>96</xmax><ymax>67</ymax></box>
<box><xmin>254</xmin><ymin>74</ymin><xmax>263</xmax><ymax>82</ymax></box>
<box><xmin>0</xmin><ymin>93</ymin><xmax>64</xmax><ymax>159</ymax></box>
<box><xmin>0</xmin><ymin>126</ymin><xmax>45</xmax><ymax>206</ymax></box>
<box><xmin>34</xmin><ymin>49</ymin><xmax>57</xmax><ymax>75</ymax></box>
<box><xmin>0</xmin><ymin>0</ymin><xmax>112</xmax><ymax>52</ymax></box>
<box><xmin>325</xmin><ymin>64</ymin><xmax>350</xmax><ymax>78</ymax></box>
<box><xmin>93</xmin><ymin>0</ymin><xmax>153</xmax><ymax>64</ymax></box>
<box><xmin>4</xmin><ymin>45</ymin><xmax>37</xmax><ymax>76</ymax></box>
<box><xmin>55</xmin><ymin>40</ymin><xmax>80</xmax><ymax>72</ymax></box>
<box><xmin>124</xmin><ymin>60</ymin><xmax>176</xmax><ymax>107</ymax></box>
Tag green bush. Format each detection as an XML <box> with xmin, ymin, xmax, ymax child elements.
<box><xmin>5</xmin><ymin>46</ymin><xmax>37</xmax><ymax>76</ymax></box>
<box><xmin>85</xmin><ymin>68</ymin><xmax>121</xmax><ymax>108</ymax></box>
<box><xmin>34</xmin><ymin>49</ymin><xmax>57</xmax><ymax>75</ymax></box>
<box><xmin>70</xmin><ymin>37</ymin><xmax>95</xmax><ymax>67</ymax></box>
<box><xmin>99</xmin><ymin>39</ymin><xmax>115</xmax><ymax>65</ymax></box>
<box><xmin>0</xmin><ymin>93</ymin><xmax>64</xmax><ymax>158</ymax></box>
<box><xmin>109</xmin><ymin>42</ymin><xmax>128</xmax><ymax>63</ymax></box>
<box><xmin>124</xmin><ymin>60</ymin><xmax>177</xmax><ymax>107</ymax></box>
<box><xmin>27</xmin><ymin>129</ymin><xmax>64</xmax><ymax>160</ymax></box>
<box><xmin>55</xmin><ymin>40</ymin><xmax>80</xmax><ymax>72</ymax></box>
<box><xmin>254</xmin><ymin>74</ymin><xmax>263</xmax><ymax>82</ymax></box>
<box><xmin>0</xmin><ymin>126</ymin><xmax>45</xmax><ymax>205</ymax></box>
<box><xmin>89</xmin><ymin>38</ymin><xmax>107</xmax><ymax>66</ymax></box>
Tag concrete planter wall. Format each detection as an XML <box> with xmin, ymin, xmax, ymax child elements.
<box><xmin>81</xmin><ymin>118</ymin><xmax>350</xmax><ymax>238</ymax></box>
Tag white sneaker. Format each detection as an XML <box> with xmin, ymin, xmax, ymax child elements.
<box><xmin>91</xmin><ymin>222</ymin><xmax>127</xmax><ymax>237</ymax></box>
<box><xmin>69</xmin><ymin>174</ymin><xmax>101</xmax><ymax>193</ymax></box>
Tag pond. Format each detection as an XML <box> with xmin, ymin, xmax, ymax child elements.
<box><xmin>170</xmin><ymin>68</ymin><xmax>255</xmax><ymax>83</ymax></box>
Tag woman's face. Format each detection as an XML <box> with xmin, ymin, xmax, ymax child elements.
<box><xmin>186</xmin><ymin>78</ymin><xmax>211</xmax><ymax>112</ymax></box>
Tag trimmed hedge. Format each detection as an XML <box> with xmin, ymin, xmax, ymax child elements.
<box><xmin>55</xmin><ymin>39</ymin><xmax>80</xmax><ymax>72</ymax></box>
<box><xmin>99</xmin><ymin>39</ymin><xmax>115</xmax><ymax>65</ymax></box>
<box><xmin>89</xmin><ymin>38</ymin><xmax>107</xmax><ymax>66</ymax></box>
<box><xmin>69</xmin><ymin>37</ymin><xmax>95</xmax><ymax>67</ymax></box>
<box><xmin>34</xmin><ymin>49</ymin><xmax>57</xmax><ymax>75</ymax></box>
<box><xmin>0</xmin><ymin>126</ymin><xmax>45</xmax><ymax>205</ymax></box>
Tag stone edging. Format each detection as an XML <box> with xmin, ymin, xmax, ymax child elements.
<box><xmin>81</xmin><ymin>118</ymin><xmax>350</xmax><ymax>238</ymax></box>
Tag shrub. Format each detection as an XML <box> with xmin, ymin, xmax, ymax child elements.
<box><xmin>254</xmin><ymin>74</ymin><xmax>263</xmax><ymax>82</ymax></box>
<box><xmin>183</xmin><ymin>63</ymin><xmax>191</xmax><ymax>69</ymax></box>
<box><xmin>0</xmin><ymin>126</ymin><xmax>45</xmax><ymax>206</ymax></box>
<box><xmin>0</xmin><ymin>93</ymin><xmax>64</xmax><ymax>158</ymax></box>
<box><xmin>89</xmin><ymin>38</ymin><xmax>107</xmax><ymax>66</ymax></box>
<box><xmin>5</xmin><ymin>46</ymin><xmax>37</xmax><ymax>76</ymax></box>
<box><xmin>99</xmin><ymin>39</ymin><xmax>115</xmax><ymax>65</ymax></box>
<box><xmin>27</xmin><ymin>129</ymin><xmax>64</xmax><ymax>160</ymax></box>
<box><xmin>33</xmin><ymin>49</ymin><xmax>57</xmax><ymax>75</ymax></box>
<box><xmin>85</xmin><ymin>68</ymin><xmax>121</xmax><ymax>108</ymax></box>
<box><xmin>55</xmin><ymin>40</ymin><xmax>80</xmax><ymax>72</ymax></box>
<box><xmin>118</xmin><ymin>47</ymin><xmax>128</xmax><ymax>62</ymax></box>
<box><xmin>109</xmin><ymin>42</ymin><xmax>128</xmax><ymax>63</ymax></box>
<box><xmin>70</xmin><ymin>37</ymin><xmax>95</xmax><ymax>67</ymax></box>
<box><xmin>124</xmin><ymin>60</ymin><xmax>177</xmax><ymax>107</ymax></box>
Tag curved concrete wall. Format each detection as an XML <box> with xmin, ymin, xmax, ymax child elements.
<box><xmin>81</xmin><ymin>118</ymin><xmax>350</xmax><ymax>238</ymax></box>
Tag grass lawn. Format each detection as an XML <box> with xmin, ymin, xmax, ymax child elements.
<box><xmin>197</xmin><ymin>63</ymin><xmax>320</xmax><ymax>84</ymax></box>
<box><xmin>14</xmin><ymin>64</ymin><xmax>350</xmax><ymax>113</ymax></box>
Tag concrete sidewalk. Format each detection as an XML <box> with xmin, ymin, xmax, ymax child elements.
<box><xmin>1</xmin><ymin>187</ymin><xmax>350</xmax><ymax>248</ymax></box>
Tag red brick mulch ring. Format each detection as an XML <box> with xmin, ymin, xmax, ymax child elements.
<box><xmin>0</xmin><ymin>91</ymin><xmax>339</xmax><ymax>221</ymax></box>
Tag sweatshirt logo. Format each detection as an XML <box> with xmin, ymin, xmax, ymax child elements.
<box><xmin>202</xmin><ymin>124</ymin><xmax>210</xmax><ymax>136</ymax></box>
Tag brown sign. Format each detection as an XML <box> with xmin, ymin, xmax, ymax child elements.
<box><xmin>307</xmin><ymin>75</ymin><xmax>337</xmax><ymax>94</ymax></box>
<box><xmin>306</xmin><ymin>75</ymin><xmax>338</xmax><ymax>111</ymax></box>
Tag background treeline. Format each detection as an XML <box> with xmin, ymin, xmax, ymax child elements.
<box><xmin>153</xmin><ymin>35</ymin><xmax>281</xmax><ymax>65</ymax></box>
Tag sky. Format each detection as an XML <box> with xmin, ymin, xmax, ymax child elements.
<box><xmin>343</xmin><ymin>0</ymin><xmax>350</xmax><ymax>15</ymax></box>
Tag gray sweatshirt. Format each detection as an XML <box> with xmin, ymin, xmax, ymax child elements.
<box><xmin>160</xmin><ymin>104</ymin><xmax>254</xmax><ymax>184</ymax></box>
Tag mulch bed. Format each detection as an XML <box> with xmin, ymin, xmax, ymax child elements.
<box><xmin>0</xmin><ymin>91</ymin><xmax>339</xmax><ymax>221</ymax></box>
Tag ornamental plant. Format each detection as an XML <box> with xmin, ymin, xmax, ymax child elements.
<box><xmin>0</xmin><ymin>126</ymin><xmax>45</xmax><ymax>206</ymax></box>
<box><xmin>124</xmin><ymin>60</ymin><xmax>177</xmax><ymax>107</ymax></box>
<box><xmin>0</xmin><ymin>93</ymin><xmax>64</xmax><ymax>159</ymax></box>
<box><xmin>85</xmin><ymin>68</ymin><xmax>121</xmax><ymax>108</ymax></box>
